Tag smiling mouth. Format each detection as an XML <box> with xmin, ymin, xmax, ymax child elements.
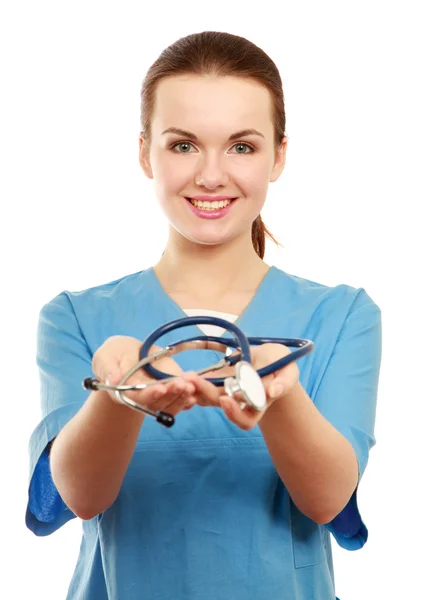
<box><xmin>186</xmin><ymin>197</ymin><xmax>237</xmax><ymax>210</ymax></box>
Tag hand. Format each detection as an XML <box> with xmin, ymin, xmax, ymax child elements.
<box><xmin>91</xmin><ymin>336</ymin><xmax>217</xmax><ymax>418</ymax></box>
<box><xmin>184</xmin><ymin>343</ymin><xmax>300</xmax><ymax>430</ymax></box>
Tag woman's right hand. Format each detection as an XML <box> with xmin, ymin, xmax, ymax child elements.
<box><xmin>92</xmin><ymin>335</ymin><xmax>202</xmax><ymax>418</ymax></box>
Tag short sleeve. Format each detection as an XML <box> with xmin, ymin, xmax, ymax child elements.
<box><xmin>313</xmin><ymin>288</ymin><xmax>382</xmax><ymax>550</ymax></box>
<box><xmin>26</xmin><ymin>292</ymin><xmax>93</xmax><ymax>536</ymax></box>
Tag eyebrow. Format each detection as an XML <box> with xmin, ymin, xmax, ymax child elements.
<box><xmin>161</xmin><ymin>127</ymin><xmax>265</xmax><ymax>141</ymax></box>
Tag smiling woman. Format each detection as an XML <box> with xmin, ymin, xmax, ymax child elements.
<box><xmin>138</xmin><ymin>33</ymin><xmax>287</xmax><ymax>260</ymax></box>
<box><xmin>139</xmin><ymin>73</ymin><xmax>287</xmax><ymax>255</ymax></box>
<box><xmin>25</xmin><ymin>30</ymin><xmax>381</xmax><ymax>600</ymax></box>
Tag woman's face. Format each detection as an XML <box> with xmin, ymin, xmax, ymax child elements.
<box><xmin>139</xmin><ymin>74</ymin><xmax>287</xmax><ymax>247</ymax></box>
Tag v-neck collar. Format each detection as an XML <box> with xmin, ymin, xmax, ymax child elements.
<box><xmin>149</xmin><ymin>265</ymin><xmax>276</xmax><ymax>339</ymax></box>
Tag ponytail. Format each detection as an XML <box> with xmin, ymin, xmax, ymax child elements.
<box><xmin>252</xmin><ymin>215</ymin><xmax>283</xmax><ymax>259</ymax></box>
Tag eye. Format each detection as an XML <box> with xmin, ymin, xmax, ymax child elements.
<box><xmin>231</xmin><ymin>143</ymin><xmax>254</xmax><ymax>154</ymax></box>
<box><xmin>169</xmin><ymin>141</ymin><xmax>255</xmax><ymax>154</ymax></box>
<box><xmin>170</xmin><ymin>142</ymin><xmax>195</xmax><ymax>153</ymax></box>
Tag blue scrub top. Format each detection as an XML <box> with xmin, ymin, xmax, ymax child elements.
<box><xmin>26</xmin><ymin>266</ymin><xmax>382</xmax><ymax>600</ymax></box>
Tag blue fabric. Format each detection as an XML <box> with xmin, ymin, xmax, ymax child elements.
<box><xmin>29</xmin><ymin>446</ymin><xmax>68</xmax><ymax>523</ymax></box>
<box><xmin>325</xmin><ymin>488</ymin><xmax>367</xmax><ymax>550</ymax></box>
<box><xmin>26</xmin><ymin>265</ymin><xmax>382</xmax><ymax>599</ymax></box>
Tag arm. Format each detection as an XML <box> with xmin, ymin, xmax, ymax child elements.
<box><xmin>259</xmin><ymin>382</ymin><xmax>358</xmax><ymax>524</ymax></box>
<box><xmin>50</xmin><ymin>338</ymin><xmax>199</xmax><ymax>521</ymax></box>
<box><xmin>260</xmin><ymin>289</ymin><xmax>381</xmax><ymax>526</ymax></box>
<box><xmin>30</xmin><ymin>293</ymin><xmax>197</xmax><ymax>527</ymax></box>
<box><xmin>50</xmin><ymin>389</ymin><xmax>145</xmax><ymax>520</ymax></box>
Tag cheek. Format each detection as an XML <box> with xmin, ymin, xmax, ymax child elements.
<box><xmin>153</xmin><ymin>153</ymin><xmax>194</xmax><ymax>192</ymax></box>
<box><xmin>151</xmin><ymin>155</ymin><xmax>183</xmax><ymax>199</ymax></box>
<box><xmin>236</xmin><ymin>161</ymin><xmax>272</xmax><ymax>196</ymax></box>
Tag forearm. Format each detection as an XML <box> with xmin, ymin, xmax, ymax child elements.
<box><xmin>50</xmin><ymin>390</ymin><xmax>145</xmax><ymax>520</ymax></box>
<box><xmin>259</xmin><ymin>382</ymin><xmax>358</xmax><ymax>524</ymax></box>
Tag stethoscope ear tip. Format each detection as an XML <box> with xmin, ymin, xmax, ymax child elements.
<box><xmin>83</xmin><ymin>377</ymin><xmax>98</xmax><ymax>391</ymax></box>
<box><xmin>156</xmin><ymin>411</ymin><xmax>175</xmax><ymax>428</ymax></box>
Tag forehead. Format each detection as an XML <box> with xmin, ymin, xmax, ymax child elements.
<box><xmin>152</xmin><ymin>75</ymin><xmax>273</xmax><ymax>136</ymax></box>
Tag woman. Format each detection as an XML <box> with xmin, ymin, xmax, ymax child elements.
<box><xmin>26</xmin><ymin>31</ymin><xmax>382</xmax><ymax>600</ymax></box>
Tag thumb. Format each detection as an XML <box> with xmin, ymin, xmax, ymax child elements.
<box><xmin>104</xmin><ymin>362</ymin><xmax>123</xmax><ymax>387</ymax></box>
<box><xmin>219</xmin><ymin>396</ymin><xmax>236</xmax><ymax>418</ymax></box>
<box><xmin>106</xmin><ymin>371</ymin><xmax>121</xmax><ymax>386</ymax></box>
<box><xmin>103</xmin><ymin>365</ymin><xmax>126</xmax><ymax>403</ymax></box>
<box><xmin>268</xmin><ymin>379</ymin><xmax>286</xmax><ymax>399</ymax></box>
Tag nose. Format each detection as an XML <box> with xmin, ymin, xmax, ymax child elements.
<box><xmin>195</xmin><ymin>153</ymin><xmax>230</xmax><ymax>190</ymax></box>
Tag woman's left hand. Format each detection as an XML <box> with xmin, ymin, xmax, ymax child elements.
<box><xmin>182</xmin><ymin>343</ymin><xmax>300</xmax><ymax>430</ymax></box>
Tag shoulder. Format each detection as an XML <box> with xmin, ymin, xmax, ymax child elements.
<box><xmin>38</xmin><ymin>268</ymin><xmax>157</xmax><ymax>352</ymax></box>
<box><xmin>41</xmin><ymin>268</ymin><xmax>153</xmax><ymax>312</ymax></box>
<box><xmin>271</xmin><ymin>265</ymin><xmax>381</xmax><ymax>315</ymax></box>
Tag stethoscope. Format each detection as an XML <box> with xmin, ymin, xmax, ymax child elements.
<box><xmin>83</xmin><ymin>316</ymin><xmax>314</xmax><ymax>428</ymax></box>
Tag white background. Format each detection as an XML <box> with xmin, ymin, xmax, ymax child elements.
<box><xmin>1</xmin><ymin>1</ymin><xmax>431</xmax><ymax>598</ymax></box>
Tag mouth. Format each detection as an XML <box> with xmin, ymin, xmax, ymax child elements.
<box><xmin>184</xmin><ymin>197</ymin><xmax>238</xmax><ymax>220</ymax></box>
<box><xmin>185</xmin><ymin>197</ymin><xmax>238</xmax><ymax>211</ymax></box>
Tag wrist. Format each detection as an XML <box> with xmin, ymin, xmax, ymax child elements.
<box><xmin>90</xmin><ymin>389</ymin><xmax>146</xmax><ymax>425</ymax></box>
<box><xmin>262</xmin><ymin>381</ymin><xmax>303</xmax><ymax>420</ymax></box>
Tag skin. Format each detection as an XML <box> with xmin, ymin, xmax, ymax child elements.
<box><xmin>139</xmin><ymin>74</ymin><xmax>287</xmax><ymax>301</ymax></box>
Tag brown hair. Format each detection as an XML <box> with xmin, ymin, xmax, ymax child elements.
<box><xmin>140</xmin><ymin>31</ymin><xmax>286</xmax><ymax>259</ymax></box>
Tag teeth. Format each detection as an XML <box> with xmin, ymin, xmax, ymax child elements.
<box><xmin>189</xmin><ymin>198</ymin><xmax>232</xmax><ymax>210</ymax></box>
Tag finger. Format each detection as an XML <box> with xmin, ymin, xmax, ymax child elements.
<box><xmin>95</xmin><ymin>358</ymin><xmax>124</xmax><ymax>395</ymax></box>
<box><xmin>146</xmin><ymin>383</ymin><xmax>196</xmax><ymax>418</ymax></box>
<box><xmin>267</xmin><ymin>378</ymin><xmax>287</xmax><ymax>400</ymax></box>
<box><xmin>115</xmin><ymin>380</ymin><xmax>191</xmax><ymax>418</ymax></box>
<box><xmin>266</xmin><ymin>369</ymin><xmax>299</xmax><ymax>399</ymax></box>
<box><xmin>219</xmin><ymin>396</ymin><xmax>258</xmax><ymax>430</ymax></box>
<box><xmin>165</xmin><ymin>386</ymin><xmax>197</xmax><ymax>413</ymax></box>
<box><xmin>189</xmin><ymin>375</ymin><xmax>221</xmax><ymax>406</ymax></box>
<box><xmin>178</xmin><ymin>372</ymin><xmax>220</xmax><ymax>407</ymax></box>
<box><xmin>153</xmin><ymin>381</ymin><xmax>196</xmax><ymax>412</ymax></box>
<box><xmin>145</xmin><ymin>379</ymin><xmax>189</xmax><ymax>409</ymax></box>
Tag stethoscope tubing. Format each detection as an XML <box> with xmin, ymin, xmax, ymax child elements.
<box><xmin>142</xmin><ymin>316</ymin><xmax>253</xmax><ymax>363</ymax></box>
<box><xmin>140</xmin><ymin>334</ymin><xmax>313</xmax><ymax>385</ymax></box>
<box><xmin>140</xmin><ymin>316</ymin><xmax>314</xmax><ymax>386</ymax></box>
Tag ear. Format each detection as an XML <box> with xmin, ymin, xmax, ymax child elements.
<box><xmin>269</xmin><ymin>136</ymin><xmax>288</xmax><ymax>183</ymax></box>
<box><xmin>139</xmin><ymin>135</ymin><xmax>153</xmax><ymax>180</ymax></box>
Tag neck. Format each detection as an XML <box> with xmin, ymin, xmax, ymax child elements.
<box><xmin>153</xmin><ymin>227</ymin><xmax>270</xmax><ymax>299</ymax></box>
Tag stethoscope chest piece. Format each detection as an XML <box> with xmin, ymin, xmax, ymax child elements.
<box><xmin>224</xmin><ymin>360</ymin><xmax>267</xmax><ymax>412</ymax></box>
